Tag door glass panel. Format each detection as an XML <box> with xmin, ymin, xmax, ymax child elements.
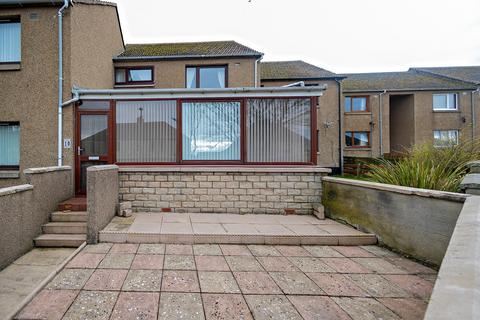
<box><xmin>80</xmin><ymin>115</ymin><xmax>108</xmax><ymax>156</ymax></box>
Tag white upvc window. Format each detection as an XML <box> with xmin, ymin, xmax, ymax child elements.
<box><xmin>433</xmin><ymin>130</ymin><xmax>459</xmax><ymax>147</ymax></box>
<box><xmin>433</xmin><ymin>93</ymin><xmax>458</xmax><ymax>111</ymax></box>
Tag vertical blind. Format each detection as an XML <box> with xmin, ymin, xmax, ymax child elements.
<box><xmin>80</xmin><ymin>115</ymin><xmax>108</xmax><ymax>155</ymax></box>
<box><xmin>0</xmin><ymin>124</ymin><xmax>20</xmax><ymax>166</ymax></box>
<box><xmin>116</xmin><ymin>100</ymin><xmax>177</xmax><ymax>162</ymax></box>
<box><xmin>247</xmin><ymin>98</ymin><xmax>311</xmax><ymax>163</ymax></box>
<box><xmin>182</xmin><ymin>102</ymin><xmax>241</xmax><ymax>160</ymax></box>
<box><xmin>0</xmin><ymin>22</ymin><xmax>21</xmax><ymax>62</ymax></box>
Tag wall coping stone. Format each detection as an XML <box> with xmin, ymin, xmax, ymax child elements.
<box><xmin>466</xmin><ymin>160</ymin><xmax>480</xmax><ymax>170</ymax></box>
<box><xmin>424</xmin><ymin>195</ymin><xmax>480</xmax><ymax>319</ymax></box>
<box><xmin>118</xmin><ymin>166</ymin><xmax>331</xmax><ymax>174</ymax></box>
<box><xmin>323</xmin><ymin>176</ymin><xmax>468</xmax><ymax>203</ymax></box>
<box><xmin>87</xmin><ymin>165</ymin><xmax>119</xmax><ymax>172</ymax></box>
<box><xmin>24</xmin><ymin>166</ymin><xmax>71</xmax><ymax>175</ymax></box>
<box><xmin>0</xmin><ymin>184</ymin><xmax>33</xmax><ymax>197</ymax></box>
<box><xmin>460</xmin><ymin>173</ymin><xmax>480</xmax><ymax>190</ymax></box>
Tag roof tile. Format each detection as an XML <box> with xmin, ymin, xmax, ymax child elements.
<box><xmin>261</xmin><ymin>60</ymin><xmax>339</xmax><ymax>80</ymax></box>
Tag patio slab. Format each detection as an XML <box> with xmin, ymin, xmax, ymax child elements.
<box><xmin>99</xmin><ymin>212</ymin><xmax>377</xmax><ymax>245</ymax></box>
<box><xmin>15</xmin><ymin>243</ymin><xmax>436</xmax><ymax>320</ymax></box>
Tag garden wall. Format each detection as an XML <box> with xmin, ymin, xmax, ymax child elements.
<box><xmin>322</xmin><ymin>177</ymin><xmax>467</xmax><ymax>265</ymax></box>
<box><xmin>119</xmin><ymin>167</ymin><xmax>330</xmax><ymax>215</ymax></box>
<box><xmin>0</xmin><ymin>166</ymin><xmax>73</xmax><ymax>269</ymax></box>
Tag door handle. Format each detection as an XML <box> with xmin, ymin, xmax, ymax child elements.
<box><xmin>77</xmin><ymin>146</ymin><xmax>84</xmax><ymax>156</ymax></box>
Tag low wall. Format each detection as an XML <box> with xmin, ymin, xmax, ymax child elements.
<box><xmin>424</xmin><ymin>195</ymin><xmax>480</xmax><ymax>319</ymax></box>
<box><xmin>119</xmin><ymin>167</ymin><xmax>330</xmax><ymax>215</ymax></box>
<box><xmin>322</xmin><ymin>177</ymin><xmax>467</xmax><ymax>265</ymax></box>
<box><xmin>87</xmin><ymin>165</ymin><xmax>119</xmax><ymax>244</ymax></box>
<box><xmin>0</xmin><ymin>166</ymin><xmax>73</xmax><ymax>269</ymax></box>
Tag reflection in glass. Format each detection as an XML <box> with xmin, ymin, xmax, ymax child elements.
<box><xmin>182</xmin><ymin>102</ymin><xmax>240</xmax><ymax>160</ymax></box>
<box><xmin>80</xmin><ymin>115</ymin><xmax>108</xmax><ymax>155</ymax></box>
<box><xmin>199</xmin><ymin>67</ymin><xmax>226</xmax><ymax>88</ymax></box>
<box><xmin>128</xmin><ymin>69</ymin><xmax>153</xmax><ymax>82</ymax></box>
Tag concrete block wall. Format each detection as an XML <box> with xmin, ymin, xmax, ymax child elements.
<box><xmin>118</xmin><ymin>168</ymin><xmax>329</xmax><ymax>215</ymax></box>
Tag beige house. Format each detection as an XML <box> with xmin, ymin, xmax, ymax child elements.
<box><xmin>341</xmin><ymin>70</ymin><xmax>478</xmax><ymax>159</ymax></box>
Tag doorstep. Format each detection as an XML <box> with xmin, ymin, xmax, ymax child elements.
<box><xmin>99</xmin><ymin>212</ymin><xmax>377</xmax><ymax>245</ymax></box>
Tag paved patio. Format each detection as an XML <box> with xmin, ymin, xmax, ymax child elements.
<box><xmin>16</xmin><ymin>243</ymin><xmax>437</xmax><ymax>320</ymax></box>
<box><xmin>100</xmin><ymin>213</ymin><xmax>377</xmax><ymax>245</ymax></box>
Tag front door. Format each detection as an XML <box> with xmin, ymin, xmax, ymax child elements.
<box><xmin>75</xmin><ymin>110</ymin><xmax>113</xmax><ymax>194</ymax></box>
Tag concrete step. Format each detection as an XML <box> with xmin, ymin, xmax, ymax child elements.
<box><xmin>51</xmin><ymin>211</ymin><xmax>87</xmax><ymax>222</ymax></box>
<box><xmin>34</xmin><ymin>234</ymin><xmax>85</xmax><ymax>247</ymax></box>
<box><xmin>58</xmin><ymin>197</ymin><xmax>87</xmax><ymax>211</ymax></box>
<box><xmin>42</xmin><ymin>222</ymin><xmax>87</xmax><ymax>234</ymax></box>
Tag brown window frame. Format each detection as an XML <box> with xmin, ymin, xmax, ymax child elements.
<box><xmin>105</xmin><ymin>96</ymin><xmax>317</xmax><ymax>166</ymax></box>
<box><xmin>114</xmin><ymin>66</ymin><xmax>154</xmax><ymax>85</ymax></box>
<box><xmin>0</xmin><ymin>16</ymin><xmax>21</xmax><ymax>64</ymax></box>
<box><xmin>0</xmin><ymin>121</ymin><xmax>20</xmax><ymax>170</ymax></box>
<box><xmin>345</xmin><ymin>131</ymin><xmax>370</xmax><ymax>148</ymax></box>
<box><xmin>345</xmin><ymin>96</ymin><xmax>369</xmax><ymax>113</ymax></box>
<box><xmin>185</xmin><ymin>65</ymin><xmax>228</xmax><ymax>88</ymax></box>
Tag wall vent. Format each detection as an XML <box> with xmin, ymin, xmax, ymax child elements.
<box><xmin>29</xmin><ymin>13</ymin><xmax>39</xmax><ymax>21</ymax></box>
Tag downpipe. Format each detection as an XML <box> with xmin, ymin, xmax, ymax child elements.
<box><xmin>378</xmin><ymin>90</ymin><xmax>387</xmax><ymax>156</ymax></box>
<box><xmin>57</xmin><ymin>0</ymin><xmax>70</xmax><ymax>166</ymax></box>
<box><xmin>472</xmin><ymin>87</ymin><xmax>479</xmax><ymax>140</ymax></box>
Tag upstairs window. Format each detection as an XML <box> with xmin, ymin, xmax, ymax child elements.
<box><xmin>0</xmin><ymin>122</ymin><xmax>20</xmax><ymax>169</ymax></box>
<box><xmin>434</xmin><ymin>130</ymin><xmax>458</xmax><ymax>147</ymax></box>
<box><xmin>345</xmin><ymin>131</ymin><xmax>370</xmax><ymax>148</ymax></box>
<box><xmin>345</xmin><ymin>96</ymin><xmax>368</xmax><ymax>112</ymax></box>
<box><xmin>0</xmin><ymin>17</ymin><xmax>21</xmax><ymax>63</ymax></box>
<box><xmin>433</xmin><ymin>93</ymin><xmax>457</xmax><ymax>111</ymax></box>
<box><xmin>186</xmin><ymin>65</ymin><xmax>227</xmax><ymax>88</ymax></box>
<box><xmin>115</xmin><ymin>67</ymin><xmax>154</xmax><ymax>85</ymax></box>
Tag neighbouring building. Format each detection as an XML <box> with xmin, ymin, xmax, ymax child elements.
<box><xmin>341</xmin><ymin>70</ymin><xmax>478</xmax><ymax>159</ymax></box>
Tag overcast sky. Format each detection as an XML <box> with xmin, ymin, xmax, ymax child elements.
<box><xmin>113</xmin><ymin>0</ymin><xmax>480</xmax><ymax>74</ymax></box>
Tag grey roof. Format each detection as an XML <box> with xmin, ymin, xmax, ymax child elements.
<box><xmin>115</xmin><ymin>41</ymin><xmax>263</xmax><ymax>60</ymax></box>
<box><xmin>0</xmin><ymin>0</ymin><xmax>117</xmax><ymax>6</ymax></box>
<box><xmin>342</xmin><ymin>70</ymin><xmax>476</xmax><ymax>92</ymax></box>
<box><xmin>260</xmin><ymin>60</ymin><xmax>341</xmax><ymax>80</ymax></box>
<box><xmin>411</xmin><ymin>66</ymin><xmax>480</xmax><ymax>85</ymax></box>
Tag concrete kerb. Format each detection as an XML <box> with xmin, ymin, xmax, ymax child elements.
<box><xmin>5</xmin><ymin>242</ymin><xmax>87</xmax><ymax>320</ymax></box>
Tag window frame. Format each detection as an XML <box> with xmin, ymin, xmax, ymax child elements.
<box><xmin>105</xmin><ymin>97</ymin><xmax>317</xmax><ymax>166</ymax></box>
<box><xmin>0</xmin><ymin>16</ymin><xmax>21</xmax><ymax>64</ymax></box>
<box><xmin>114</xmin><ymin>66</ymin><xmax>155</xmax><ymax>86</ymax></box>
<box><xmin>0</xmin><ymin>121</ymin><xmax>20</xmax><ymax>170</ymax></box>
<box><xmin>185</xmin><ymin>65</ymin><xmax>228</xmax><ymax>89</ymax></box>
<box><xmin>432</xmin><ymin>93</ymin><xmax>458</xmax><ymax>111</ymax></box>
<box><xmin>345</xmin><ymin>131</ymin><xmax>370</xmax><ymax>148</ymax></box>
<box><xmin>344</xmin><ymin>96</ymin><xmax>369</xmax><ymax>113</ymax></box>
<box><xmin>433</xmin><ymin>129</ymin><xmax>459</xmax><ymax>147</ymax></box>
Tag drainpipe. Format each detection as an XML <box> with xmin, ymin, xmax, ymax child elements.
<box><xmin>335</xmin><ymin>79</ymin><xmax>343</xmax><ymax>173</ymax></box>
<box><xmin>254</xmin><ymin>56</ymin><xmax>262</xmax><ymax>87</ymax></box>
<box><xmin>471</xmin><ymin>87</ymin><xmax>479</xmax><ymax>140</ymax></box>
<box><xmin>57</xmin><ymin>0</ymin><xmax>70</xmax><ymax>166</ymax></box>
<box><xmin>62</xmin><ymin>90</ymin><xmax>80</xmax><ymax>107</ymax></box>
<box><xmin>282</xmin><ymin>81</ymin><xmax>305</xmax><ymax>88</ymax></box>
<box><xmin>378</xmin><ymin>90</ymin><xmax>387</xmax><ymax>156</ymax></box>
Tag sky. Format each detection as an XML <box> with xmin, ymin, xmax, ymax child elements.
<box><xmin>113</xmin><ymin>0</ymin><xmax>480</xmax><ymax>74</ymax></box>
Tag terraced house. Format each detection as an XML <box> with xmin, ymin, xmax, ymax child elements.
<box><xmin>1</xmin><ymin>0</ymin><xmax>479</xmax><ymax>196</ymax></box>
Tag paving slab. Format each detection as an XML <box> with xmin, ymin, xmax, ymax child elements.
<box><xmin>46</xmin><ymin>269</ymin><xmax>94</xmax><ymax>290</ymax></box>
<box><xmin>275</xmin><ymin>245</ymin><xmax>312</xmax><ymax>257</ymax></box>
<box><xmin>131</xmin><ymin>254</ymin><xmax>164</xmax><ymax>270</ymax></box>
<box><xmin>378</xmin><ymin>298</ymin><xmax>428</xmax><ymax>320</ymax></box>
<box><xmin>164</xmin><ymin>255</ymin><xmax>195</xmax><ymax>270</ymax></box>
<box><xmin>245</xmin><ymin>294</ymin><xmax>302</xmax><ymax>320</ymax></box>
<box><xmin>66</xmin><ymin>253</ymin><xmax>105</xmax><ymax>269</ymax></box>
<box><xmin>247</xmin><ymin>245</ymin><xmax>282</xmax><ymax>257</ymax></box>
<box><xmin>333</xmin><ymin>246</ymin><xmax>377</xmax><ymax>258</ymax></box>
<box><xmin>225</xmin><ymin>256</ymin><xmax>264</xmax><ymax>271</ymax></box>
<box><xmin>347</xmin><ymin>274</ymin><xmax>410</xmax><ymax>298</ymax></box>
<box><xmin>137</xmin><ymin>244</ymin><xmax>166</xmax><ymax>255</ymax></box>
<box><xmin>269</xmin><ymin>271</ymin><xmax>323</xmax><ymax>295</ymax></box>
<box><xmin>165</xmin><ymin>244</ymin><xmax>193</xmax><ymax>255</ymax></box>
<box><xmin>288</xmin><ymin>257</ymin><xmax>335</xmax><ymax>273</ymax></box>
<box><xmin>219</xmin><ymin>244</ymin><xmax>251</xmax><ymax>256</ymax></box>
<box><xmin>98</xmin><ymin>253</ymin><xmax>134</xmax><ymax>269</ymax></box>
<box><xmin>62</xmin><ymin>290</ymin><xmax>118</xmax><ymax>320</ymax></box>
<box><xmin>352</xmin><ymin>258</ymin><xmax>408</xmax><ymax>274</ymax></box>
<box><xmin>256</xmin><ymin>256</ymin><xmax>299</xmax><ymax>272</ymax></box>
<box><xmin>161</xmin><ymin>271</ymin><xmax>199</xmax><ymax>292</ymax></box>
<box><xmin>13</xmin><ymin>248</ymin><xmax>76</xmax><ymax>266</ymax></box>
<box><xmin>16</xmin><ymin>289</ymin><xmax>79</xmax><ymax>320</ymax></box>
<box><xmin>303</xmin><ymin>245</ymin><xmax>343</xmax><ymax>258</ymax></box>
<box><xmin>321</xmin><ymin>258</ymin><xmax>371</xmax><ymax>274</ymax></box>
<box><xmin>234</xmin><ymin>271</ymin><xmax>281</xmax><ymax>294</ymax></box>
<box><xmin>122</xmin><ymin>270</ymin><xmax>163</xmax><ymax>292</ymax></box>
<box><xmin>195</xmin><ymin>256</ymin><xmax>229</xmax><ymax>271</ymax></box>
<box><xmin>332</xmin><ymin>297</ymin><xmax>401</xmax><ymax>320</ymax></box>
<box><xmin>193</xmin><ymin>244</ymin><xmax>222</xmax><ymax>256</ymax></box>
<box><xmin>83</xmin><ymin>269</ymin><xmax>128</xmax><ymax>291</ymax></box>
<box><xmin>158</xmin><ymin>292</ymin><xmax>204</xmax><ymax>320</ymax></box>
<box><xmin>288</xmin><ymin>295</ymin><xmax>352</xmax><ymax>320</ymax></box>
<box><xmin>307</xmin><ymin>273</ymin><xmax>369</xmax><ymax>297</ymax></box>
<box><xmin>110</xmin><ymin>292</ymin><xmax>159</xmax><ymax>320</ymax></box>
<box><xmin>202</xmin><ymin>293</ymin><xmax>252</xmax><ymax>320</ymax></box>
<box><xmin>383</xmin><ymin>275</ymin><xmax>434</xmax><ymax>299</ymax></box>
<box><xmin>83</xmin><ymin>243</ymin><xmax>113</xmax><ymax>254</ymax></box>
<box><xmin>198</xmin><ymin>271</ymin><xmax>240</xmax><ymax>293</ymax></box>
<box><xmin>110</xmin><ymin>244</ymin><xmax>139</xmax><ymax>254</ymax></box>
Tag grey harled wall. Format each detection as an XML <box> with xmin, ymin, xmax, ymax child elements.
<box><xmin>87</xmin><ymin>165</ymin><xmax>119</xmax><ymax>244</ymax></box>
<box><xmin>0</xmin><ymin>167</ymin><xmax>73</xmax><ymax>270</ymax></box>
<box><xmin>118</xmin><ymin>167</ymin><xmax>330</xmax><ymax>215</ymax></box>
<box><xmin>322</xmin><ymin>177</ymin><xmax>467</xmax><ymax>265</ymax></box>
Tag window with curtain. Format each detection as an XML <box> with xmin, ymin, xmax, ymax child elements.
<box><xmin>433</xmin><ymin>93</ymin><xmax>458</xmax><ymax>110</ymax></box>
<box><xmin>247</xmin><ymin>98</ymin><xmax>311</xmax><ymax>163</ymax></box>
<box><xmin>115</xmin><ymin>67</ymin><xmax>154</xmax><ymax>85</ymax></box>
<box><xmin>186</xmin><ymin>66</ymin><xmax>226</xmax><ymax>88</ymax></box>
<box><xmin>0</xmin><ymin>17</ymin><xmax>21</xmax><ymax>63</ymax></box>
<box><xmin>434</xmin><ymin>130</ymin><xmax>459</xmax><ymax>147</ymax></box>
<box><xmin>0</xmin><ymin>123</ymin><xmax>20</xmax><ymax>168</ymax></box>
<box><xmin>116</xmin><ymin>100</ymin><xmax>177</xmax><ymax>162</ymax></box>
<box><xmin>182</xmin><ymin>101</ymin><xmax>240</xmax><ymax>161</ymax></box>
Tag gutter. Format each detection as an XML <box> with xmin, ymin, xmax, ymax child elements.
<box><xmin>343</xmin><ymin>87</ymin><xmax>476</xmax><ymax>93</ymax></box>
<box><xmin>113</xmin><ymin>54</ymin><xmax>264</xmax><ymax>62</ymax></box>
<box><xmin>57</xmin><ymin>0</ymin><xmax>70</xmax><ymax>166</ymax></box>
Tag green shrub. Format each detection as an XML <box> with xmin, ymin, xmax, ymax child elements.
<box><xmin>367</xmin><ymin>139</ymin><xmax>480</xmax><ymax>192</ymax></box>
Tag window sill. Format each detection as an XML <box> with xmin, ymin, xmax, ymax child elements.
<box><xmin>0</xmin><ymin>63</ymin><xmax>21</xmax><ymax>71</ymax></box>
<box><xmin>344</xmin><ymin>112</ymin><xmax>371</xmax><ymax>115</ymax></box>
<box><xmin>433</xmin><ymin>109</ymin><xmax>459</xmax><ymax>113</ymax></box>
<box><xmin>0</xmin><ymin>171</ymin><xmax>20</xmax><ymax>179</ymax></box>
<box><xmin>344</xmin><ymin>147</ymin><xmax>372</xmax><ymax>151</ymax></box>
<box><xmin>114</xmin><ymin>83</ymin><xmax>155</xmax><ymax>88</ymax></box>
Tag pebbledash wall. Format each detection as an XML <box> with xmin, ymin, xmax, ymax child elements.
<box><xmin>119</xmin><ymin>167</ymin><xmax>330</xmax><ymax>214</ymax></box>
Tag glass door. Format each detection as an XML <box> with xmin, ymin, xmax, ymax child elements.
<box><xmin>75</xmin><ymin>111</ymin><xmax>112</xmax><ymax>194</ymax></box>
